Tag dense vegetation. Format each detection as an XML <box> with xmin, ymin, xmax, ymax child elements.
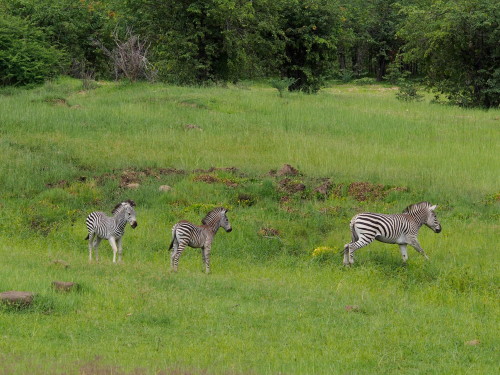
<box><xmin>0</xmin><ymin>79</ymin><xmax>498</xmax><ymax>374</ymax></box>
<box><xmin>0</xmin><ymin>0</ymin><xmax>499</xmax><ymax>106</ymax></box>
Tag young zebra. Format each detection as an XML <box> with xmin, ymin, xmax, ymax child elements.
<box><xmin>169</xmin><ymin>207</ymin><xmax>232</xmax><ymax>273</ymax></box>
<box><xmin>343</xmin><ymin>201</ymin><xmax>441</xmax><ymax>265</ymax></box>
<box><xmin>85</xmin><ymin>200</ymin><xmax>138</xmax><ymax>263</ymax></box>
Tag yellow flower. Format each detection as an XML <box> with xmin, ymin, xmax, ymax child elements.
<box><xmin>312</xmin><ymin>246</ymin><xmax>335</xmax><ymax>257</ymax></box>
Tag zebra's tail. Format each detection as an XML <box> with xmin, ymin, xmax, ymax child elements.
<box><xmin>84</xmin><ymin>234</ymin><xmax>89</xmax><ymax>241</ymax></box>
<box><xmin>169</xmin><ymin>224</ymin><xmax>177</xmax><ymax>250</ymax></box>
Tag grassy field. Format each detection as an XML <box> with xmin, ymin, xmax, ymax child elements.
<box><xmin>0</xmin><ymin>78</ymin><xmax>498</xmax><ymax>374</ymax></box>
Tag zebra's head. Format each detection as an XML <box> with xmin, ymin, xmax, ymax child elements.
<box><xmin>202</xmin><ymin>207</ymin><xmax>232</xmax><ymax>233</ymax></box>
<box><xmin>404</xmin><ymin>202</ymin><xmax>441</xmax><ymax>233</ymax></box>
<box><xmin>113</xmin><ymin>200</ymin><xmax>138</xmax><ymax>229</ymax></box>
<box><xmin>425</xmin><ymin>204</ymin><xmax>441</xmax><ymax>233</ymax></box>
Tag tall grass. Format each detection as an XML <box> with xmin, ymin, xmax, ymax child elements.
<box><xmin>0</xmin><ymin>78</ymin><xmax>498</xmax><ymax>374</ymax></box>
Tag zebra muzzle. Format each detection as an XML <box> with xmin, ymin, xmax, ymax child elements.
<box><xmin>131</xmin><ymin>221</ymin><xmax>138</xmax><ymax>228</ymax></box>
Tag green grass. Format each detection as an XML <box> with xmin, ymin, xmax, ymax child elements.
<box><xmin>0</xmin><ymin>78</ymin><xmax>498</xmax><ymax>374</ymax></box>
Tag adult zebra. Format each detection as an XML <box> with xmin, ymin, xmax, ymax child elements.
<box><xmin>169</xmin><ymin>207</ymin><xmax>232</xmax><ymax>273</ymax></box>
<box><xmin>343</xmin><ymin>202</ymin><xmax>441</xmax><ymax>265</ymax></box>
<box><xmin>85</xmin><ymin>200</ymin><xmax>138</xmax><ymax>263</ymax></box>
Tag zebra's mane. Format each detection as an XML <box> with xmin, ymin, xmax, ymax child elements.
<box><xmin>112</xmin><ymin>200</ymin><xmax>136</xmax><ymax>214</ymax></box>
<box><xmin>402</xmin><ymin>201</ymin><xmax>431</xmax><ymax>214</ymax></box>
<box><xmin>201</xmin><ymin>207</ymin><xmax>226</xmax><ymax>225</ymax></box>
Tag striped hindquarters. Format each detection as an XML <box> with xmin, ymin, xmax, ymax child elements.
<box><xmin>86</xmin><ymin>212</ymin><xmax>113</xmax><ymax>240</ymax></box>
<box><xmin>171</xmin><ymin>221</ymin><xmax>205</xmax><ymax>248</ymax></box>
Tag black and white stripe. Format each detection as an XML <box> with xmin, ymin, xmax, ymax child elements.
<box><xmin>169</xmin><ymin>207</ymin><xmax>232</xmax><ymax>273</ymax></box>
<box><xmin>343</xmin><ymin>202</ymin><xmax>441</xmax><ymax>265</ymax></box>
<box><xmin>85</xmin><ymin>200</ymin><xmax>138</xmax><ymax>263</ymax></box>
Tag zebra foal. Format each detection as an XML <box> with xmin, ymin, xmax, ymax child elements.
<box><xmin>343</xmin><ymin>201</ymin><xmax>441</xmax><ymax>265</ymax></box>
<box><xmin>169</xmin><ymin>207</ymin><xmax>232</xmax><ymax>273</ymax></box>
<box><xmin>85</xmin><ymin>200</ymin><xmax>138</xmax><ymax>263</ymax></box>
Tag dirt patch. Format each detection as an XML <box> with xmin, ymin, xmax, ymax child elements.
<box><xmin>52</xmin><ymin>281</ymin><xmax>78</xmax><ymax>292</ymax></box>
<box><xmin>45</xmin><ymin>179</ymin><xmax>70</xmax><ymax>189</ymax></box>
<box><xmin>278</xmin><ymin>178</ymin><xmax>306</xmax><ymax>194</ymax></box>
<box><xmin>193</xmin><ymin>174</ymin><xmax>220</xmax><ymax>184</ymax></box>
<box><xmin>117</xmin><ymin>168</ymin><xmax>185</xmax><ymax>188</ymax></box>
<box><xmin>193</xmin><ymin>174</ymin><xmax>239</xmax><ymax>187</ymax></box>
<box><xmin>313</xmin><ymin>179</ymin><xmax>332</xmax><ymax>196</ymax></box>
<box><xmin>194</xmin><ymin>166</ymin><xmax>239</xmax><ymax>174</ymax></box>
<box><xmin>43</xmin><ymin>97</ymin><xmax>69</xmax><ymax>106</ymax></box>
<box><xmin>0</xmin><ymin>291</ymin><xmax>34</xmax><ymax>308</ymax></box>
<box><xmin>258</xmin><ymin>227</ymin><xmax>281</xmax><ymax>237</ymax></box>
<box><xmin>184</xmin><ymin>123</ymin><xmax>203</xmax><ymax>130</ymax></box>
<box><xmin>269</xmin><ymin>163</ymin><xmax>300</xmax><ymax>177</ymax></box>
<box><xmin>51</xmin><ymin>259</ymin><xmax>70</xmax><ymax>269</ymax></box>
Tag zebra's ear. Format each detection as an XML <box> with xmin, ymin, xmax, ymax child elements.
<box><xmin>429</xmin><ymin>204</ymin><xmax>437</xmax><ymax>211</ymax></box>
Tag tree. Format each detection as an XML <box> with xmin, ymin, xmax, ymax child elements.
<box><xmin>279</xmin><ymin>0</ymin><xmax>340</xmax><ymax>93</ymax></box>
<box><xmin>2</xmin><ymin>0</ymin><xmax>116</xmax><ymax>78</ymax></box>
<box><xmin>0</xmin><ymin>14</ymin><xmax>64</xmax><ymax>85</ymax></box>
<box><xmin>399</xmin><ymin>0</ymin><xmax>500</xmax><ymax>107</ymax></box>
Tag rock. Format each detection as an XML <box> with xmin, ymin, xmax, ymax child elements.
<box><xmin>158</xmin><ymin>185</ymin><xmax>172</xmax><ymax>192</ymax></box>
<box><xmin>52</xmin><ymin>281</ymin><xmax>78</xmax><ymax>292</ymax></box>
<box><xmin>125</xmin><ymin>183</ymin><xmax>140</xmax><ymax>189</ymax></box>
<box><xmin>52</xmin><ymin>259</ymin><xmax>70</xmax><ymax>268</ymax></box>
<box><xmin>184</xmin><ymin>124</ymin><xmax>203</xmax><ymax>130</ymax></box>
<box><xmin>0</xmin><ymin>291</ymin><xmax>34</xmax><ymax>307</ymax></box>
<box><xmin>345</xmin><ymin>305</ymin><xmax>361</xmax><ymax>312</ymax></box>
<box><xmin>465</xmin><ymin>339</ymin><xmax>480</xmax><ymax>346</ymax></box>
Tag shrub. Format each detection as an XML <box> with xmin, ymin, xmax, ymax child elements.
<box><xmin>0</xmin><ymin>15</ymin><xmax>64</xmax><ymax>86</ymax></box>
<box><xmin>396</xmin><ymin>82</ymin><xmax>424</xmax><ymax>102</ymax></box>
<box><xmin>269</xmin><ymin>77</ymin><xmax>297</xmax><ymax>97</ymax></box>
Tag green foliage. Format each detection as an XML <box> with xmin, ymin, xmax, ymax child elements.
<box><xmin>0</xmin><ymin>14</ymin><xmax>64</xmax><ymax>85</ymax></box>
<box><xmin>269</xmin><ymin>77</ymin><xmax>297</xmax><ymax>97</ymax></box>
<box><xmin>396</xmin><ymin>82</ymin><xmax>424</xmax><ymax>102</ymax></box>
<box><xmin>280</xmin><ymin>0</ymin><xmax>340</xmax><ymax>93</ymax></box>
<box><xmin>399</xmin><ymin>0</ymin><xmax>500</xmax><ymax>108</ymax></box>
<box><xmin>122</xmin><ymin>0</ymin><xmax>281</xmax><ymax>85</ymax></box>
<box><xmin>2</xmin><ymin>0</ymin><xmax>116</xmax><ymax>79</ymax></box>
<box><xmin>337</xmin><ymin>0</ymin><xmax>402</xmax><ymax>81</ymax></box>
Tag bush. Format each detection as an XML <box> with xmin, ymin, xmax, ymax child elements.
<box><xmin>2</xmin><ymin>0</ymin><xmax>115</xmax><ymax>79</ymax></box>
<box><xmin>0</xmin><ymin>14</ymin><xmax>64</xmax><ymax>86</ymax></box>
<box><xmin>396</xmin><ymin>82</ymin><xmax>424</xmax><ymax>102</ymax></box>
<box><xmin>269</xmin><ymin>77</ymin><xmax>297</xmax><ymax>97</ymax></box>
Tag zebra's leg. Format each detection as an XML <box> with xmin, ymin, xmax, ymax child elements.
<box><xmin>109</xmin><ymin>237</ymin><xmax>119</xmax><ymax>263</ymax></box>
<box><xmin>117</xmin><ymin>237</ymin><xmax>123</xmax><ymax>263</ymax></box>
<box><xmin>93</xmin><ymin>237</ymin><xmax>102</xmax><ymax>262</ymax></box>
<box><xmin>172</xmin><ymin>241</ymin><xmax>187</xmax><ymax>272</ymax></box>
<box><xmin>346</xmin><ymin>237</ymin><xmax>374</xmax><ymax>265</ymax></box>
<box><xmin>399</xmin><ymin>244</ymin><xmax>408</xmax><ymax>264</ymax></box>
<box><xmin>343</xmin><ymin>245</ymin><xmax>350</xmax><ymax>266</ymax></box>
<box><xmin>409</xmin><ymin>239</ymin><xmax>429</xmax><ymax>260</ymax></box>
<box><xmin>170</xmin><ymin>239</ymin><xmax>179</xmax><ymax>271</ymax></box>
<box><xmin>202</xmin><ymin>245</ymin><xmax>211</xmax><ymax>274</ymax></box>
<box><xmin>88</xmin><ymin>233</ymin><xmax>94</xmax><ymax>262</ymax></box>
<box><xmin>343</xmin><ymin>227</ymin><xmax>360</xmax><ymax>265</ymax></box>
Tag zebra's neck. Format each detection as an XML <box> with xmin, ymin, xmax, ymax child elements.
<box><xmin>113</xmin><ymin>208</ymin><xmax>128</xmax><ymax>228</ymax></box>
<box><xmin>406</xmin><ymin>209</ymin><xmax>427</xmax><ymax>227</ymax></box>
<box><xmin>203</xmin><ymin>216</ymin><xmax>221</xmax><ymax>234</ymax></box>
